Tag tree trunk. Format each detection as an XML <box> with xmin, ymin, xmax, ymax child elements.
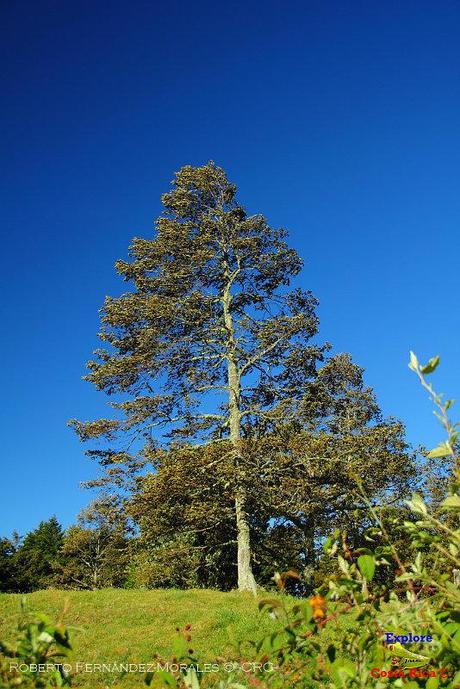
<box><xmin>235</xmin><ymin>490</ymin><xmax>257</xmax><ymax>594</ymax></box>
<box><xmin>303</xmin><ymin>523</ymin><xmax>315</xmax><ymax>596</ymax></box>
<box><xmin>223</xmin><ymin>270</ymin><xmax>257</xmax><ymax>595</ymax></box>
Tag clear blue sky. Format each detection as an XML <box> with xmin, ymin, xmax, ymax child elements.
<box><xmin>1</xmin><ymin>0</ymin><xmax>459</xmax><ymax>536</ymax></box>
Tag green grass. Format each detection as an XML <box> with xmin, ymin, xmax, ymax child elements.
<box><xmin>0</xmin><ymin>588</ymin><xmax>281</xmax><ymax>688</ymax></box>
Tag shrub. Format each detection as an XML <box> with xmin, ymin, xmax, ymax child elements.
<box><xmin>0</xmin><ymin>602</ymin><xmax>73</xmax><ymax>688</ymax></box>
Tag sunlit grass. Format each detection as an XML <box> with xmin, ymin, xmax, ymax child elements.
<box><xmin>0</xmin><ymin>588</ymin><xmax>282</xmax><ymax>687</ymax></box>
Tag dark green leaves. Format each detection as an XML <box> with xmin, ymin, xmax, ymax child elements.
<box><xmin>421</xmin><ymin>355</ymin><xmax>440</xmax><ymax>375</ymax></box>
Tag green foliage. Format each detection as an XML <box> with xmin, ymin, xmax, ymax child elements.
<box><xmin>70</xmin><ymin>161</ymin><xmax>330</xmax><ymax>591</ymax></box>
<box><xmin>356</xmin><ymin>554</ymin><xmax>375</xmax><ymax>581</ymax></box>
<box><xmin>69</xmin><ymin>162</ymin><xmax>321</xmax><ymax>481</ymax></box>
<box><xmin>69</xmin><ymin>162</ymin><xmax>414</xmax><ymax>593</ymax></box>
<box><xmin>142</xmin><ymin>353</ymin><xmax>459</xmax><ymax>688</ymax></box>
<box><xmin>54</xmin><ymin>499</ymin><xmax>130</xmax><ymax>590</ymax></box>
<box><xmin>128</xmin><ymin>538</ymin><xmax>202</xmax><ymax>590</ymax></box>
<box><xmin>0</xmin><ymin>604</ymin><xmax>73</xmax><ymax>688</ymax></box>
<box><xmin>13</xmin><ymin>519</ymin><xmax>64</xmax><ymax>593</ymax></box>
<box><xmin>54</xmin><ymin>525</ymin><xmax>128</xmax><ymax>590</ymax></box>
<box><xmin>129</xmin><ymin>442</ymin><xmax>238</xmax><ymax>590</ymax></box>
<box><xmin>245</xmin><ymin>354</ymin><xmax>459</xmax><ymax>688</ymax></box>
<box><xmin>130</xmin><ymin>409</ymin><xmax>414</xmax><ymax>591</ymax></box>
<box><xmin>0</xmin><ymin>502</ymin><xmax>130</xmax><ymax>593</ymax></box>
<box><xmin>0</xmin><ymin>537</ymin><xmax>19</xmax><ymax>593</ymax></box>
<box><xmin>0</xmin><ymin>589</ymin><xmax>282</xmax><ymax>688</ymax></box>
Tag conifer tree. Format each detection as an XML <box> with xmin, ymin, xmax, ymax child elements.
<box><xmin>0</xmin><ymin>537</ymin><xmax>18</xmax><ymax>592</ymax></box>
<box><xmin>71</xmin><ymin>162</ymin><xmax>334</xmax><ymax>592</ymax></box>
<box><xmin>14</xmin><ymin>517</ymin><xmax>63</xmax><ymax>591</ymax></box>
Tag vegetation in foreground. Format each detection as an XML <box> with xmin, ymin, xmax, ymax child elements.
<box><xmin>1</xmin><ymin>352</ymin><xmax>459</xmax><ymax>689</ymax></box>
<box><xmin>0</xmin><ymin>588</ymin><xmax>282</xmax><ymax>688</ymax></box>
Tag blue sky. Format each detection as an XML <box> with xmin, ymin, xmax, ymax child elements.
<box><xmin>1</xmin><ymin>0</ymin><xmax>459</xmax><ymax>536</ymax></box>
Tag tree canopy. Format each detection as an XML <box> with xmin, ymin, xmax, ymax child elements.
<box><xmin>70</xmin><ymin>162</ymin><xmax>415</xmax><ymax>593</ymax></box>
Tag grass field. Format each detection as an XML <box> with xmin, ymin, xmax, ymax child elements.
<box><xmin>0</xmin><ymin>588</ymin><xmax>282</xmax><ymax>688</ymax></box>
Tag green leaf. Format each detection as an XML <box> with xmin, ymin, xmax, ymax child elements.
<box><xmin>427</xmin><ymin>442</ymin><xmax>452</xmax><ymax>458</ymax></box>
<box><xmin>375</xmin><ymin>545</ymin><xmax>392</xmax><ymax>556</ymax></box>
<box><xmin>421</xmin><ymin>355</ymin><xmax>440</xmax><ymax>374</ymax></box>
<box><xmin>355</xmin><ymin>547</ymin><xmax>373</xmax><ymax>555</ymax></box>
<box><xmin>425</xmin><ymin>677</ymin><xmax>439</xmax><ymax>689</ymax></box>
<box><xmin>409</xmin><ymin>351</ymin><xmax>419</xmax><ymax>371</ymax></box>
<box><xmin>323</xmin><ymin>536</ymin><xmax>333</xmax><ymax>553</ymax></box>
<box><xmin>452</xmin><ymin>671</ymin><xmax>460</xmax><ymax>687</ymax></box>
<box><xmin>258</xmin><ymin>599</ymin><xmax>282</xmax><ymax>611</ymax></box>
<box><xmin>183</xmin><ymin>668</ymin><xmax>200</xmax><ymax>689</ymax></box>
<box><xmin>441</xmin><ymin>494</ymin><xmax>460</xmax><ymax>510</ymax></box>
<box><xmin>301</xmin><ymin>602</ymin><xmax>313</xmax><ymax>622</ymax></box>
<box><xmin>357</xmin><ymin>554</ymin><xmax>375</xmax><ymax>581</ymax></box>
<box><xmin>172</xmin><ymin>635</ymin><xmax>187</xmax><ymax>658</ymax></box>
<box><xmin>157</xmin><ymin>670</ymin><xmax>177</xmax><ymax>689</ymax></box>
<box><xmin>337</xmin><ymin>555</ymin><xmax>349</xmax><ymax>573</ymax></box>
<box><xmin>330</xmin><ymin>657</ymin><xmax>355</xmax><ymax>685</ymax></box>
<box><xmin>407</xmin><ymin>493</ymin><xmax>428</xmax><ymax>514</ymax></box>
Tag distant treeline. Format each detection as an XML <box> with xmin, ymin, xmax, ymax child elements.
<box><xmin>0</xmin><ymin>509</ymin><xmax>128</xmax><ymax>593</ymax></box>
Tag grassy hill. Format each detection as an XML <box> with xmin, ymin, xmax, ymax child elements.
<box><xmin>0</xmin><ymin>588</ymin><xmax>281</xmax><ymax>688</ymax></box>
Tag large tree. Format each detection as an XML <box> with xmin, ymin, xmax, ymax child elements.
<box><xmin>71</xmin><ymin>162</ymin><xmax>396</xmax><ymax>592</ymax></box>
<box><xmin>130</xmin><ymin>355</ymin><xmax>414</xmax><ymax>591</ymax></box>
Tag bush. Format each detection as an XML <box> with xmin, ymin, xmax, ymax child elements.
<box><xmin>0</xmin><ymin>602</ymin><xmax>73</xmax><ymax>688</ymax></box>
